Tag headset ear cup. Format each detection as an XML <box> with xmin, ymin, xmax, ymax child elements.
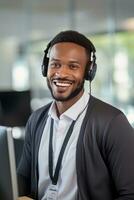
<box><xmin>88</xmin><ymin>62</ymin><xmax>97</xmax><ymax>81</ymax></box>
<box><xmin>42</xmin><ymin>57</ymin><xmax>49</xmax><ymax>77</ymax></box>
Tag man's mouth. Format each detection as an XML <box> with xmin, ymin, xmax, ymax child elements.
<box><xmin>52</xmin><ymin>79</ymin><xmax>73</xmax><ymax>87</ymax></box>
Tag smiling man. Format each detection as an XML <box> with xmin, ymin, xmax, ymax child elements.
<box><xmin>17</xmin><ymin>30</ymin><xmax>134</xmax><ymax>200</ymax></box>
<box><xmin>47</xmin><ymin>42</ymin><xmax>87</xmax><ymax>114</ymax></box>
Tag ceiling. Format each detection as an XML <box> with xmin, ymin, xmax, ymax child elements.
<box><xmin>0</xmin><ymin>0</ymin><xmax>134</xmax><ymax>41</ymax></box>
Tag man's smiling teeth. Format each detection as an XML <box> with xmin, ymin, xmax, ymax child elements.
<box><xmin>53</xmin><ymin>80</ymin><xmax>72</xmax><ymax>87</ymax></box>
<box><xmin>56</xmin><ymin>82</ymin><xmax>70</xmax><ymax>87</ymax></box>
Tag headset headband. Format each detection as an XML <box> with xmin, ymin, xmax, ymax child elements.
<box><xmin>41</xmin><ymin>30</ymin><xmax>97</xmax><ymax>81</ymax></box>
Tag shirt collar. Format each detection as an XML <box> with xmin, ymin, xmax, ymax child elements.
<box><xmin>48</xmin><ymin>91</ymin><xmax>90</xmax><ymax>121</ymax></box>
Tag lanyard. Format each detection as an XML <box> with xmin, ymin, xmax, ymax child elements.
<box><xmin>49</xmin><ymin>118</ymin><xmax>76</xmax><ymax>185</ymax></box>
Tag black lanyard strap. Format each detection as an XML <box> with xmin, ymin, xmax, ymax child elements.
<box><xmin>49</xmin><ymin>118</ymin><xmax>76</xmax><ymax>185</ymax></box>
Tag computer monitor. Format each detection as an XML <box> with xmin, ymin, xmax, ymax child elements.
<box><xmin>0</xmin><ymin>90</ymin><xmax>31</xmax><ymax>127</ymax></box>
<box><xmin>0</xmin><ymin>126</ymin><xmax>18</xmax><ymax>200</ymax></box>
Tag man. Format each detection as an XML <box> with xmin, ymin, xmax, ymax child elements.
<box><xmin>17</xmin><ymin>30</ymin><xmax>134</xmax><ymax>200</ymax></box>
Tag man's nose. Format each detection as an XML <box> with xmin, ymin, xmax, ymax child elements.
<box><xmin>55</xmin><ymin>65</ymin><xmax>69</xmax><ymax>77</ymax></box>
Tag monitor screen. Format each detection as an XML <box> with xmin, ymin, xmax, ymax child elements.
<box><xmin>0</xmin><ymin>90</ymin><xmax>31</xmax><ymax>127</ymax></box>
<box><xmin>0</xmin><ymin>126</ymin><xmax>18</xmax><ymax>200</ymax></box>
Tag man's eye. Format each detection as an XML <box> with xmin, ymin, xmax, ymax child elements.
<box><xmin>69</xmin><ymin>64</ymin><xmax>79</xmax><ymax>69</ymax></box>
<box><xmin>49</xmin><ymin>62</ymin><xmax>60</xmax><ymax>68</ymax></box>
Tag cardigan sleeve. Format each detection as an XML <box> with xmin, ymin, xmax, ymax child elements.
<box><xmin>17</xmin><ymin>103</ymin><xmax>51</xmax><ymax>198</ymax></box>
<box><xmin>104</xmin><ymin>113</ymin><xmax>134</xmax><ymax>199</ymax></box>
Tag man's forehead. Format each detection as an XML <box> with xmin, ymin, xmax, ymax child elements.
<box><xmin>48</xmin><ymin>43</ymin><xmax>89</xmax><ymax>64</ymax></box>
<box><xmin>49</xmin><ymin>42</ymin><xmax>87</xmax><ymax>55</ymax></box>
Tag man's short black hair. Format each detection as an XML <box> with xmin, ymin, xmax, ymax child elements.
<box><xmin>48</xmin><ymin>30</ymin><xmax>96</xmax><ymax>58</ymax></box>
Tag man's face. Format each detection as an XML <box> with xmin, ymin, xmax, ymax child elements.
<box><xmin>47</xmin><ymin>42</ymin><xmax>88</xmax><ymax>102</ymax></box>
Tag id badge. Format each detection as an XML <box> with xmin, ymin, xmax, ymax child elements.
<box><xmin>46</xmin><ymin>184</ymin><xmax>58</xmax><ymax>200</ymax></box>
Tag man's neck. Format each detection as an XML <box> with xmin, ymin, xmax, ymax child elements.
<box><xmin>55</xmin><ymin>90</ymin><xmax>84</xmax><ymax>117</ymax></box>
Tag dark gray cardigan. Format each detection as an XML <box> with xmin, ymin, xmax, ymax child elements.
<box><xmin>17</xmin><ymin>96</ymin><xmax>134</xmax><ymax>200</ymax></box>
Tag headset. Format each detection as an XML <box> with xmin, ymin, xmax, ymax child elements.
<box><xmin>41</xmin><ymin>40</ymin><xmax>97</xmax><ymax>82</ymax></box>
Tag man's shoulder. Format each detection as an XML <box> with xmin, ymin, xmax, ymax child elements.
<box><xmin>90</xmin><ymin>95</ymin><xmax>122</xmax><ymax>114</ymax></box>
<box><xmin>87</xmin><ymin>96</ymin><xmax>123</xmax><ymax>124</ymax></box>
<box><xmin>33</xmin><ymin>102</ymin><xmax>52</xmax><ymax>115</ymax></box>
<box><xmin>28</xmin><ymin>102</ymin><xmax>52</xmax><ymax>124</ymax></box>
<box><xmin>85</xmin><ymin>96</ymin><xmax>127</xmax><ymax>139</ymax></box>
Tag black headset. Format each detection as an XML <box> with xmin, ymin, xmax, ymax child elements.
<box><xmin>41</xmin><ymin>41</ymin><xmax>97</xmax><ymax>82</ymax></box>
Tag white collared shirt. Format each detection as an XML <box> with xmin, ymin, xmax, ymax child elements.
<box><xmin>38</xmin><ymin>91</ymin><xmax>90</xmax><ymax>200</ymax></box>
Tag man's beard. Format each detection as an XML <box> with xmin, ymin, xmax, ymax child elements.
<box><xmin>47</xmin><ymin>78</ymin><xmax>85</xmax><ymax>102</ymax></box>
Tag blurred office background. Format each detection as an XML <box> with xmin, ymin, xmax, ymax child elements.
<box><xmin>0</xmin><ymin>0</ymin><xmax>134</xmax><ymax>133</ymax></box>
